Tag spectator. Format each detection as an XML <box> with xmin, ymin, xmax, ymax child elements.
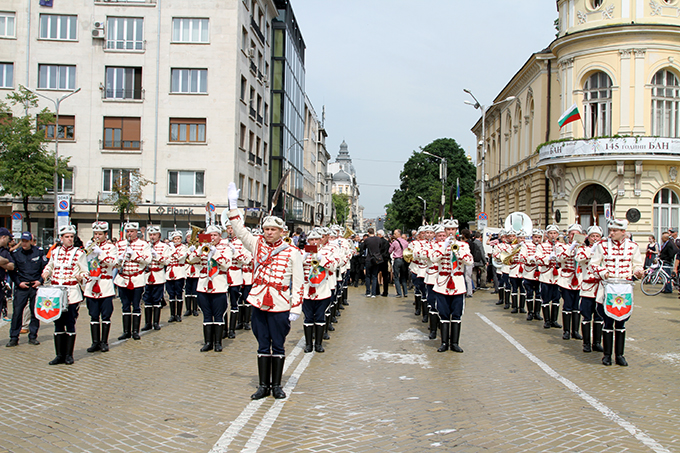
<box><xmin>388</xmin><ymin>229</ymin><xmax>409</xmax><ymax>298</ymax></box>
<box><xmin>471</xmin><ymin>231</ymin><xmax>488</xmax><ymax>289</ymax></box>
<box><xmin>658</xmin><ymin>232</ymin><xmax>677</xmax><ymax>293</ymax></box>
<box><xmin>376</xmin><ymin>230</ymin><xmax>391</xmax><ymax>297</ymax></box>
<box><xmin>0</xmin><ymin>228</ymin><xmax>15</xmax><ymax>322</ymax></box>
<box><xmin>644</xmin><ymin>235</ymin><xmax>659</xmax><ymax>268</ymax></box>
<box><xmin>361</xmin><ymin>229</ymin><xmax>383</xmax><ymax>297</ymax></box>
<box><xmin>460</xmin><ymin>229</ymin><xmax>474</xmax><ymax>297</ymax></box>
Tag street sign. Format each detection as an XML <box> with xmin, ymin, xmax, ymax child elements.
<box><xmin>57</xmin><ymin>194</ymin><xmax>70</xmax><ymax>229</ymax></box>
<box><xmin>478</xmin><ymin>212</ymin><xmax>487</xmax><ymax>221</ymax></box>
<box><xmin>478</xmin><ymin>219</ymin><xmax>488</xmax><ymax>230</ymax></box>
<box><xmin>11</xmin><ymin>212</ymin><xmax>22</xmax><ymax>235</ymax></box>
<box><xmin>206</xmin><ymin>203</ymin><xmax>215</xmax><ymax>212</ymax></box>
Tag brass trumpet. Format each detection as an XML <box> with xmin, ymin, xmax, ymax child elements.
<box><xmin>403</xmin><ymin>247</ymin><xmax>414</xmax><ymax>263</ymax></box>
<box><xmin>451</xmin><ymin>242</ymin><xmax>460</xmax><ymax>253</ymax></box>
<box><xmin>284</xmin><ymin>236</ymin><xmax>292</xmax><ymax>244</ymax></box>
<box><xmin>311</xmin><ymin>257</ymin><xmax>320</xmax><ymax>267</ymax></box>
<box><xmin>200</xmin><ymin>244</ymin><xmax>212</xmax><ymax>255</ymax></box>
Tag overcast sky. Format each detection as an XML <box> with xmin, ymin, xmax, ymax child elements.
<box><xmin>292</xmin><ymin>0</ymin><xmax>559</xmax><ymax>219</ymax></box>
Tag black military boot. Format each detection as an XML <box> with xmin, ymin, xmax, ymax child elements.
<box><xmin>450</xmin><ymin>322</ymin><xmax>463</xmax><ymax>353</ymax></box>
<box><xmin>342</xmin><ymin>286</ymin><xmax>349</xmax><ymax>305</ymax></box>
<box><xmin>526</xmin><ymin>298</ymin><xmax>534</xmax><ymax>321</ymax></box>
<box><xmin>141</xmin><ymin>306</ymin><xmax>153</xmax><ymax>331</ymax></box>
<box><xmin>251</xmin><ymin>356</ymin><xmax>271</xmax><ymax>400</ymax></box>
<box><xmin>200</xmin><ymin>324</ymin><xmax>214</xmax><ymax>352</ymax></box>
<box><xmin>100</xmin><ymin>322</ymin><xmax>111</xmax><ymax>352</ymax></box>
<box><xmin>437</xmin><ymin>323</ymin><xmax>450</xmax><ymax>352</ymax></box>
<box><xmin>571</xmin><ymin>312</ymin><xmax>583</xmax><ymax>340</ymax></box>
<box><xmin>503</xmin><ymin>289</ymin><xmax>511</xmax><ymax>309</ymax></box>
<box><xmin>582</xmin><ymin>320</ymin><xmax>592</xmax><ymax>353</ymax></box>
<box><xmin>192</xmin><ymin>296</ymin><xmax>199</xmax><ymax>316</ymax></box>
<box><xmin>152</xmin><ymin>307</ymin><xmax>162</xmax><ymax>330</ymax></box>
<box><xmin>414</xmin><ymin>294</ymin><xmax>421</xmax><ymax>316</ymax></box>
<box><xmin>87</xmin><ymin>323</ymin><xmax>101</xmax><ymax>353</ymax></box>
<box><xmin>227</xmin><ymin>311</ymin><xmax>237</xmax><ymax>339</ymax></box>
<box><xmin>243</xmin><ymin>305</ymin><xmax>252</xmax><ymax>330</ymax></box>
<box><xmin>303</xmin><ymin>324</ymin><xmax>314</xmax><ymax>353</ymax></box>
<box><xmin>428</xmin><ymin>312</ymin><xmax>438</xmax><ymax>340</ymax></box>
<box><xmin>562</xmin><ymin>311</ymin><xmax>571</xmax><ymax>340</ymax></box>
<box><xmin>48</xmin><ymin>333</ymin><xmax>65</xmax><ymax>365</ymax></box>
<box><xmin>421</xmin><ymin>299</ymin><xmax>429</xmax><ymax>323</ymax></box>
<box><xmin>64</xmin><ymin>334</ymin><xmax>76</xmax><ymax>365</ymax></box>
<box><xmin>592</xmin><ymin>321</ymin><xmax>604</xmax><ymax>352</ymax></box>
<box><xmin>551</xmin><ymin>304</ymin><xmax>562</xmax><ymax>329</ymax></box>
<box><xmin>519</xmin><ymin>293</ymin><xmax>527</xmax><ymax>314</ymax></box>
<box><xmin>235</xmin><ymin>306</ymin><xmax>245</xmax><ymax>330</ymax></box>
<box><xmin>602</xmin><ymin>329</ymin><xmax>613</xmax><ymax>366</ymax></box>
<box><xmin>131</xmin><ymin>314</ymin><xmax>141</xmax><ymax>340</ymax></box>
<box><xmin>496</xmin><ymin>287</ymin><xmax>505</xmax><ymax>305</ymax></box>
<box><xmin>314</xmin><ymin>324</ymin><xmax>325</xmax><ymax>353</ymax></box>
<box><xmin>118</xmin><ymin>313</ymin><xmax>132</xmax><ymax>340</ymax></box>
<box><xmin>542</xmin><ymin>305</ymin><xmax>551</xmax><ymax>329</ymax></box>
<box><xmin>175</xmin><ymin>299</ymin><xmax>183</xmax><ymax>322</ymax></box>
<box><xmin>168</xmin><ymin>299</ymin><xmax>177</xmax><ymax>323</ymax></box>
<box><xmin>533</xmin><ymin>298</ymin><xmax>543</xmax><ymax>321</ymax></box>
<box><xmin>331</xmin><ymin>303</ymin><xmax>338</xmax><ymax>323</ymax></box>
<box><xmin>615</xmin><ymin>329</ymin><xmax>628</xmax><ymax>366</ymax></box>
<box><xmin>327</xmin><ymin>311</ymin><xmax>335</xmax><ymax>331</ymax></box>
<box><xmin>213</xmin><ymin>324</ymin><xmax>224</xmax><ymax>352</ymax></box>
<box><xmin>271</xmin><ymin>356</ymin><xmax>286</xmax><ymax>399</ymax></box>
<box><xmin>510</xmin><ymin>294</ymin><xmax>518</xmax><ymax>313</ymax></box>
<box><xmin>184</xmin><ymin>296</ymin><xmax>193</xmax><ymax>317</ymax></box>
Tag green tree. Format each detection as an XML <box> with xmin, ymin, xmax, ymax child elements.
<box><xmin>387</xmin><ymin>138</ymin><xmax>476</xmax><ymax>232</ymax></box>
<box><xmin>105</xmin><ymin>169</ymin><xmax>154</xmax><ymax>224</ymax></box>
<box><xmin>332</xmin><ymin>193</ymin><xmax>350</xmax><ymax>225</ymax></box>
<box><xmin>0</xmin><ymin>87</ymin><xmax>71</xmax><ymax>231</ymax></box>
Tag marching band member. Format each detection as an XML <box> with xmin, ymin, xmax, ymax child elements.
<box><xmin>184</xmin><ymin>230</ymin><xmax>201</xmax><ymax>317</ymax></box>
<box><xmin>82</xmin><ymin>221</ymin><xmax>117</xmax><ymax>353</ymax></box>
<box><xmin>431</xmin><ymin>219</ymin><xmax>473</xmax><ymax>353</ymax></box>
<box><xmin>301</xmin><ymin>229</ymin><xmax>337</xmax><ymax>353</ymax></box>
<box><xmin>507</xmin><ymin>229</ymin><xmax>525</xmax><ymax>314</ymax></box>
<box><xmin>224</xmin><ymin>222</ymin><xmax>245</xmax><ymax>339</ymax></box>
<box><xmin>407</xmin><ymin>226</ymin><xmax>430</xmax><ymax>323</ymax></box>
<box><xmin>535</xmin><ymin>225</ymin><xmax>562</xmax><ymax>329</ymax></box>
<box><xmin>114</xmin><ymin>222</ymin><xmax>152</xmax><ymax>341</ymax></box>
<box><xmin>239</xmin><ymin>230</ymin><xmax>254</xmax><ymax>331</ymax></box>
<box><xmin>193</xmin><ymin>225</ymin><xmax>232</xmax><ymax>352</ymax></box>
<box><xmin>588</xmin><ymin>219</ymin><xmax>643</xmax><ymax>366</ymax></box>
<box><xmin>519</xmin><ymin>229</ymin><xmax>544</xmax><ymax>321</ymax></box>
<box><xmin>556</xmin><ymin>224</ymin><xmax>584</xmax><ymax>341</ymax></box>
<box><xmin>493</xmin><ymin>230</ymin><xmax>512</xmax><ymax>309</ymax></box>
<box><xmin>422</xmin><ymin>225</ymin><xmax>444</xmax><ymax>340</ymax></box>
<box><xmin>166</xmin><ymin>230</ymin><xmax>188</xmax><ymax>323</ymax></box>
<box><xmin>142</xmin><ymin>226</ymin><xmax>170</xmax><ymax>332</ymax></box>
<box><xmin>42</xmin><ymin>225</ymin><xmax>87</xmax><ymax>365</ymax></box>
<box><xmin>490</xmin><ymin>230</ymin><xmax>506</xmax><ymax>306</ymax></box>
<box><xmin>576</xmin><ymin>225</ymin><xmax>604</xmax><ymax>353</ymax></box>
<box><xmin>228</xmin><ymin>182</ymin><xmax>304</xmax><ymax>400</ymax></box>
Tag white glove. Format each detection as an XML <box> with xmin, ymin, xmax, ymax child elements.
<box><xmin>93</xmin><ymin>246</ymin><xmax>102</xmax><ymax>255</ymax></box>
<box><xmin>188</xmin><ymin>245</ymin><xmax>196</xmax><ymax>253</ymax></box>
<box><xmin>151</xmin><ymin>249</ymin><xmax>158</xmax><ymax>259</ymax></box>
<box><xmin>288</xmin><ymin>313</ymin><xmax>300</xmax><ymax>322</ymax></box>
<box><xmin>228</xmin><ymin>182</ymin><xmax>240</xmax><ymax>210</ymax></box>
<box><xmin>444</xmin><ymin>237</ymin><xmax>452</xmax><ymax>248</ymax></box>
<box><xmin>302</xmin><ymin>252</ymin><xmax>310</xmax><ymax>261</ymax></box>
<box><xmin>568</xmin><ymin>241</ymin><xmax>578</xmax><ymax>252</ymax></box>
<box><xmin>125</xmin><ymin>246</ymin><xmax>133</xmax><ymax>258</ymax></box>
<box><xmin>117</xmin><ymin>254</ymin><xmax>125</xmax><ymax>263</ymax></box>
<box><xmin>85</xmin><ymin>240</ymin><xmax>93</xmax><ymax>249</ymax></box>
<box><xmin>210</xmin><ymin>245</ymin><xmax>217</xmax><ymax>254</ymax></box>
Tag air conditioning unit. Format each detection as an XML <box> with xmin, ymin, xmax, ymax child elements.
<box><xmin>94</xmin><ymin>21</ymin><xmax>105</xmax><ymax>29</ymax></box>
<box><xmin>92</xmin><ymin>28</ymin><xmax>106</xmax><ymax>38</ymax></box>
<box><xmin>247</xmin><ymin>48</ymin><xmax>255</xmax><ymax>58</ymax></box>
<box><xmin>263</xmin><ymin>74</ymin><xmax>269</xmax><ymax>84</ymax></box>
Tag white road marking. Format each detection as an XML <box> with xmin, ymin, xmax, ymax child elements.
<box><xmin>476</xmin><ymin>312</ymin><xmax>670</xmax><ymax>453</ymax></box>
<box><xmin>209</xmin><ymin>338</ymin><xmax>306</xmax><ymax>453</ymax></box>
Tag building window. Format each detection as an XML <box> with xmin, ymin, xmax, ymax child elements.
<box><xmin>106</xmin><ymin>17</ymin><xmax>144</xmax><ymax>51</ymax></box>
<box><xmin>248</xmin><ymin>178</ymin><xmax>253</xmax><ymax>200</ymax></box>
<box><xmin>240</xmin><ymin>123</ymin><xmax>247</xmax><ymax>149</ymax></box>
<box><xmin>102</xmin><ymin>168</ymin><xmax>133</xmax><ymax>192</ymax></box>
<box><xmin>172</xmin><ymin>18</ymin><xmax>209</xmax><ymax>43</ymax></box>
<box><xmin>169</xmin><ymin>118</ymin><xmax>206</xmax><ymax>143</ymax></box>
<box><xmin>238</xmin><ymin>174</ymin><xmax>245</xmax><ymax>199</ymax></box>
<box><xmin>168</xmin><ymin>170</ymin><xmax>204</xmax><ymax>196</ymax></box>
<box><xmin>241</xmin><ymin>27</ymin><xmax>248</xmax><ymax>52</ymax></box>
<box><xmin>591</xmin><ymin>0</ymin><xmax>603</xmax><ymax>8</ymax></box>
<box><xmin>583</xmin><ymin>72</ymin><xmax>612</xmax><ymax>138</ymax></box>
<box><xmin>240</xmin><ymin>76</ymin><xmax>247</xmax><ymax>101</ymax></box>
<box><xmin>39</xmin><ymin>14</ymin><xmax>77</xmax><ymax>41</ymax></box>
<box><xmin>0</xmin><ymin>63</ymin><xmax>13</xmax><ymax>88</ymax></box>
<box><xmin>0</xmin><ymin>12</ymin><xmax>15</xmax><ymax>38</ymax></box>
<box><xmin>653</xmin><ymin>188</ymin><xmax>680</xmax><ymax>241</ymax></box>
<box><xmin>171</xmin><ymin>68</ymin><xmax>207</xmax><ymax>94</ymax></box>
<box><xmin>105</xmin><ymin>66</ymin><xmax>142</xmax><ymax>99</ymax></box>
<box><xmin>38</xmin><ymin>64</ymin><xmax>76</xmax><ymax>90</ymax></box>
<box><xmin>103</xmin><ymin>117</ymin><xmax>141</xmax><ymax>150</ymax></box>
<box><xmin>48</xmin><ymin>168</ymin><xmax>74</xmax><ymax>193</ymax></box>
<box><xmin>39</xmin><ymin>114</ymin><xmax>75</xmax><ymax>140</ymax></box>
<box><xmin>651</xmin><ymin>69</ymin><xmax>680</xmax><ymax>138</ymax></box>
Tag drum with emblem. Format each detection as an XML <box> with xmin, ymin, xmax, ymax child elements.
<box><xmin>35</xmin><ymin>285</ymin><xmax>69</xmax><ymax>323</ymax></box>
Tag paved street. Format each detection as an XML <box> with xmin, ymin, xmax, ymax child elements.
<box><xmin>1</xmin><ymin>285</ymin><xmax>679</xmax><ymax>453</ymax></box>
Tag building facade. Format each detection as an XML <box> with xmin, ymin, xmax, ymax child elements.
<box><xmin>329</xmin><ymin>140</ymin><xmax>361</xmax><ymax>230</ymax></box>
<box><xmin>1</xmin><ymin>0</ymin><xmax>277</xmax><ymax>242</ymax></box>
<box><xmin>472</xmin><ymin>0</ymin><xmax>680</xmax><ymax>239</ymax></box>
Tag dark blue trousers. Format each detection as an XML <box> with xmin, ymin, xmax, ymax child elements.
<box><xmin>54</xmin><ymin>303</ymin><xmax>80</xmax><ymax>333</ymax></box>
<box><xmin>143</xmin><ymin>283</ymin><xmax>164</xmax><ymax>307</ymax></box>
<box><xmin>541</xmin><ymin>283</ymin><xmax>560</xmax><ymax>307</ymax></box>
<box><xmin>165</xmin><ymin>279</ymin><xmax>185</xmax><ymax>300</ymax></box>
<box><xmin>9</xmin><ymin>287</ymin><xmax>39</xmax><ymax>340</ymax></box>
<box><xmin>197</xmin><ymin>292</ymin><xmax>227</xmax><ymax>323</ymax></box>
<box><xmin>251</xmin><ymin>307</ymin><xmax>291</xmax><ymax>356</ymax></box>
<box><xmin>117</xmin><ymin>286</ymin><xmax>144</xmax><ymax>314</ymax></box>
<box><xmin>560</xmin><ymin>287</ymin><xmax>579</xmax><ymax>312</ymax></box>
<box><xmin>303</xmin><ymin>297</ymin><xmax>330</xmax><ymax>325</ymax></box>
<box><xmin>435</xmin><ymin>292</ymin><xmax>465</xmax><ymax>321</ymax></box>
<box><xmin>579</xmin><ymin>297</ymin><xmax>604</xmax><ymax>322</ymax></box>
<box><xmin>596</xmin><ymin>303</ymin><xmax>628</xmax><ymax>330</ymax></box>
<box><xmin>185</xmin><ymin>278</ymin><xmax>198</xmax><ymax>296</ymax></box>
<box><xmin>86</xmin><ymin>296</ymin><xmax>113</xmax><ymax>322</ymax></box>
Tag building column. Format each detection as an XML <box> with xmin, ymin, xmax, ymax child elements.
<box><xmin>633</xmin><ymin>49</ymin><xmax>647</xmax><ymax>134</ymax></box>
<box><xmin>618</xmin><ymin>49</ymin><xmax>632</xmax><ymax>135</ymax></box>
<box><xmin>560</xmin><ymin>58</ymin><xmax>575</xmax><ymax>139</ymax></box>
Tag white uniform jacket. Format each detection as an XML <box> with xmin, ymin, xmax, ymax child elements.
<box><xmin>430</xmin><ymin>240</ymin><xmax>474</xmax><ymax>296</ymax></box>
<box><xmin>114</xmin><ymin>238</ymin><xmax>152</xmax><ymax>289</ymax></box>
<box><xmin>83</xmin><ymin>241</ymin><xmax>118</xmax><ymax>299</ymax></box>
<box><xmin>43</xmin><ymin>245</ymin><xmax>88</xmax><ymax>304</ymax></box>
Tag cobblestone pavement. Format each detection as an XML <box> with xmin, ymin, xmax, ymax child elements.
<box><xmin>1</xmin><ymin>284</ymin><xmax>679</xmax><ymax>452</ymax></box>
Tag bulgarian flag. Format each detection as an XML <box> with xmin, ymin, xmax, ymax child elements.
<box><xmin>558</xmin><ymin>103</ymin><xmax>581</xmax><ymax>129</ymax></box>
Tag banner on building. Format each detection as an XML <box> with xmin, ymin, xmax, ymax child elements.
<box><xmin>539</xmin><ymin>137</ymin><xmax>680</xmax><ymax>161</ymax></box>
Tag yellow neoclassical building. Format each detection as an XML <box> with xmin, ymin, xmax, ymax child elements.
<box><xmin>472</xmin><ymin>0</ymin><xmax>680</xmax><ymax>239</ymax></box>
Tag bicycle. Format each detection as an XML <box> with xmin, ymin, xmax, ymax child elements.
<box><xmin>641</xmin><ymin>260</ymin><xmax>678</xmax><ymax>296</ymax></box>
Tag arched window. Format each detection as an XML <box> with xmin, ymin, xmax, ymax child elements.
<box><xmin>575</xmin><ymin>183</ymin><xmax>612</xmax><ymax>232</ymax></box>
<box><xmin>651</xmin><ymin>69</ymin><xmax>680</xmax><ymax>137</ymax></box>
<box><xmin>653</xmin><ymin>188</ymin><xmax>680</xmax><ymax>241</ymax></box>
<box><xmin>515</xmin><ymin>105</ymin><xmax>522</xmax><ymax>162</ymax></box>
<box><xmin>583</xmin><ymin>72</ymin><xmax>612</xmax><ymax>138</ymax></box>
<box><xmin>505</xmin><ymin>113</ymin><xmax>512</xmax><ymax>169</ymax></box>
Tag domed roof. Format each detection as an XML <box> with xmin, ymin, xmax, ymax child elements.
<box><xmin>333</xmin><ymin>170</ymin><xmax>351</xmax><ymax>182</ymax></box>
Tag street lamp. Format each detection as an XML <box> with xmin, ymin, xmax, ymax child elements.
<box><xmin>420</xmin><ymin>150</ymin><xmax>446</xmax><ymax>222</ymax></box>
<box><xmin>463</xmin><ymin>89</ymin><xmax>515</xmax><ymax>218</ymax></box>
<box><xmin>417</xmin><ymin>195</ymin><xmax>427</xmax><ymax>225</ymax></box>
<box><xmin>28</xmin><ymin>87</ymin><xmax>81</xmax><ymax>238</ymax></box>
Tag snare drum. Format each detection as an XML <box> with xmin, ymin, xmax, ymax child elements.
<box><xmin>602</xmin><ymin>279</ymin><xmax>634</xmax><ymax>321</ymax></box>
<box><xmin>35</xmin><ymin>285</ymin><xmax>69</xmax><ymax>323</ymax></box>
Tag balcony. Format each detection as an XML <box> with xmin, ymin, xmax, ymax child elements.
<box><xmin>250</xmin><ymin>61</ymin><xmax>257</xmax><ymax>74</ymax></box>
<box><xmin>256</xmin><ymin>156</ymin><xmax>262</xmax><ymax>166</ymax></box>
<box><xmin>100</xmin><ymin>139</ymin><xmax>143</xmax><ymax>152</ymax></box>
<box><xmin>256</xmin><ymin>114</ymin><xmax>263</xmax><ymax>124</ymax></box>
<box><xmin>248</xmin><ymin>152</ymin><xmax>255</xmax><ymax>164</ymax></box>
<box><xmin>537</xmin><ymin>137</ymin><xmax>680</xmax><ymax>165</ymax></box>
<box><xmin>250</xmin><ymin>16</ymin><xmax>265</xmax><ymax>44</ymax></box>
<box><xmin>102</xmin><ymin>88</ymin><xmax>144</xmax><ymax>101</ymax></box>
<box><xmin>249</xmin><ymin>106</ymin><xmax>257</xmax><ymax>119</ymax></box>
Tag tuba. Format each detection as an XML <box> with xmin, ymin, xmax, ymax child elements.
<box><xmin>499</xmin><ymin>212</ymin><xmax>534</xmax><ymax>265</ymax></box>
<box><xmin>343</xmin><ymin>226</ymin><xmax>355</xmax><ymax>239</ymax></box>
<box><xmin>188</xmin><ymin>225</ymin><xmax>202</xmax><ymax>247</ymax></box>
<box><xmin>403</xmin><ymin>247</ymin><xmax>414</xmax><ymax>263</ymax></box>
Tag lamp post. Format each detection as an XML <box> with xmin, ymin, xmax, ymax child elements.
<box><xmin>417</xmin><ymin>195</ymin><xmax>427</xmax><ymax>225</ymax></box>
<box><xmin>28</xmin><ymin>87</ymin><xmax>81</xmax><ymax>237</ymax></box>
<box><xmin>463</xmin><ymin>90</ymin><xmax>515</xmax><ymax>217</ymax></box>
<box><xmin>421</xmin><ymin>150</ymin><xmax>446</xmax><ymax>222</ymax></box>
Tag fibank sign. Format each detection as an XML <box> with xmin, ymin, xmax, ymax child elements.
<box><xmin>156</xmin><ymin>206</ymin><xmax>194</xmax><ymax>215</ymax></box>
<box><xmin>539</xmin><ymin>137</ymin><xmax>680</xmax><ymax>161</ymax></box>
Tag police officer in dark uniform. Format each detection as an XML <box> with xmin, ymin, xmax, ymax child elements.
<box><xmin>6</xmin><ymin>231</ymin><xmax>47</xmax><ymax>347</ymax></box>
<box><xmin>0</xmin><ymin>228</ymin><xmax>15</xmax><ymax>322</ymax></box>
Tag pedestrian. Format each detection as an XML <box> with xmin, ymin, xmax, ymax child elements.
<box><xmin>228</xmin><ymin>182</ymin><xmax>304</xmax><ymax>400</ymax></box>
<box><xmin>6</xmin><ymin>231</ymin><xmax>47</xmax><ymax>347</ymax></box>
<box><xmin>361</xmin><ymin>228</ymin><xmax>382</xmax><ymax>297</ymax></box>
<box><xmin>644</xmin><ymin>235</ymin><xmax>659</xmax><ymax>268</ymax></box>
<box><xmin>0</xmin><ymin>227</ymin><xmax>15</xmax><ymax>323</ymax></box>
<box><xmin>471</xmin><ymin>231</ymin><xmax>487</xmax><ymax>289</ymax></box>
<box><xmin>82</xmin><ymin>221</ymin><xmax>118</xmax><ymax>353</ymax></box>
<box><xmin>388</xmin><ymin>229</ymin><xmax>409</xmax><ymax>298</ymax></box>
<box><xmin>165</xmin><ymin>230</ymin><xmax>188</xmax><ymax>323</ymax></box>
<box><xmin>588</xmin><ymin>219</ymin><xmax>644</xmax><ymax>366</ymax></box>
<box><xmin>460</xmin><ymin>229</ymin><xmax>474</xmax><ymax>297</ymax></box>
<box><xmin>114</xmin><ymin>222</ymin><xmax>152</xmax><ymax>341</ymax></box>
<box><xmin>657</xmin><ymin>231</ymin><xmax>677</xmax><ymax>293</ymax></box>
<box><xmin>376</xmin><ymin>229</ymin><xmax>391</xmax><ymax>296</ymax></box>
<box><xmin>41</xmin><ymin>225</ymin><xmax>88</xmax><ymax>365</ymax></box>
